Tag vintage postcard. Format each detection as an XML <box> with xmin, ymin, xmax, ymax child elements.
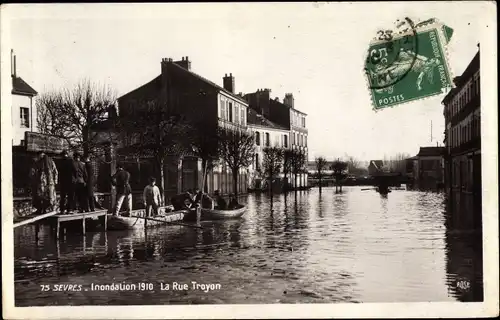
<box><xmin>1</xmin><ymin>2</ymin><xmax>498</xmax><ymax>319</ymax></box>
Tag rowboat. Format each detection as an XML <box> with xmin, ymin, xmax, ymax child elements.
<box><xmin>107</xmin><ymin>207</ymin><xmax>193</xmax><ymax>231</ymax></box>
<box><xmin>183</xmin><ymin>205</ymin><xmax>246</xmax><ymax>221</ymax></box>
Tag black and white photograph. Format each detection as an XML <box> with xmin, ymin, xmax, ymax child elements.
<box><xmin>1</xmin><ymin>2</ymin><xmax>498</xmax><ymax>319</ymax></box>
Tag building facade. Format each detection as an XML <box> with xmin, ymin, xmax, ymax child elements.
<box><xmin>116</xmin><ymin>57</ymin><xmax>250</xmax><ymax>199</ymax></box>
<box><xmin>10</xmin><ymin>50</ymin><xmax>38</xmax><ymax>146</ymax></box>
<box><xmin>244</xmin><ymin>90</ymin><xmax>309</xmax><ymax>188</ymax></box>
<box><xmin>408</xmin><ymin>147</ymin><xmax>445</xmax><ymax>191</ymax></box>
<box><xmin>442</xmin><ymin>50</ymin><xmax>481</xmax><ymax>231</ymax></box>
<box><xmin>246</xmin><ymin>107</ymin><xmax>290</xmax><ymax>189</ymax></box>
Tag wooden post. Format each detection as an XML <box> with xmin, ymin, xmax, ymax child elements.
<box><xmin>56</xmin><ymin>220</ymin><xmax>60</xmax><ymax>239</ymax></box>
<box><xmin>109</xmin><ymin>143</ymin><xmax>117</xmax><ymax>213</ymax></box>
<box><xmin>82</xmin><ymin>217</ymin><xmax>86</xmax><ymax>235</ymax></box>
<box><xmin>104</xmin><ymin>213</ymin><xmax>107</xmax><ymax>232</ymax></box>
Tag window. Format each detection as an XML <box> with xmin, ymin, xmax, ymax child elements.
<box><xmin>228</xmin><ymin>102</ymin><xmax>233</xmax><ymax>122</ymax></box>
<box><xmin>255</xmin><ymin>153</ymin><xmax>260</xmax><ymax>170</ymax></box>
<box><xmin>265</xmin><ymin>132</ymin><xmax>270</xmax><ymax>147</ymax></box>
<box><xmin>284</xmin><ymin>135</ymin><xmax>288</xmax><ymax>148</ymax></box>
<box><xmin>255</xmin><ymin>132</ymin><xmax>260</xmax><ymax>146</ymax></box>
<box><xmin>220</xmin><ymin>100</ymin><xmax>226</xmax><ymax>120</ymax></box>
<box><xmin>240</xmin><ymin>107</ymin><xmax>245</xmax><ymax>124</ymax></box>
<box><xmin>305</xmin><ymin>135</ymin><xmax>307</xmax><ymax>147</ymax></box>
<box><xmin>20</xmin><ymin>107</ymin><xmax>29</xmax><ymax>128</ymax></box>
<box><xmin>235</xmin><ymin>106</ymin><xmax>240</xmax><ymax>124</ymax></box>
<box><xmin>302</xmin><ymin>117</ymin><xmax>306</xmax><ymax>128</ymax></box>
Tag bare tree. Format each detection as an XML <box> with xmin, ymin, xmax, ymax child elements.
<box><xmin>185</xmin><ymin>114</ymin><xmax>220</xmax><ymax>192</ymax></box>
<box><xmin>344</xmin><ymin>154</ymin><xmax>369</xmax><ymax>177</ymax></box>
<box><xmin>330</xmin><ymin>158</ymin><xmax>348</xmax><ymax>193</ymax></box>
<box><xmin>263</xmin><ymin>147</ymin><xmax>284</xmax><ymax>194</ymax></box>
<box><xmin>315</xmin><ymin>156</ymin><xmax>328</xmax><ymax>191</ymax></box>
<box><xmin>117</xmin><ymin>98</ymin><xmax>193</xmax><ymax>197</ymax></box>
<box><xmin>36</xmin><ymin>79</ymin><xmax>118</xmax><ymax>157</ymax></box>
<box><xmin>217</xmin><ymin>127</ymin><xmax>255</xmax><ymax>198</ymax></box>
<box><xmin>290</xmin><ymin>149</ymin><xmax>306</xmax><ymax>191</ymax></box>
<box><xmin>283</xmin><ymin>149</ymin><xmax>294</xmax><ymax>190</ymax></box>
<box><xmin>388</xmin><ymin>152</ymin><xmax>411</xmax><ymax>174</ymax></box>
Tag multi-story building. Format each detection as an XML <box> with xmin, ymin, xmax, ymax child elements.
<box><xmin>244</xmin><ymin>90</ymin><xmax>308</xmax><ymax>188</ymax></box>
<box><xmin>442</xmin><ymin>49</ymin><xmax>481</xmax><ymax>231</ymax></box>
<box><xmin>116</xmin><ymin>57</ymin><xmax>250</xmax><ymax>198</ymax></box>
<box><xmin>246</xmin><ymin>107</ymin><xmax>290</xmax><ymax>189</ymax></box>
<box><xmin>10</xmin><ymin>50</ymin><xmax>38</xmax><ymax>146</ymax></box>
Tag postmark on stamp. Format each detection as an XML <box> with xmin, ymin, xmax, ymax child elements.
<box><xmin>365</xmin><ymin>18</ymin><xmax>455</xmax><ymax>110</ymax></box>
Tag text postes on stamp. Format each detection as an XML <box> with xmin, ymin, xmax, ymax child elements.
<box><xmin>365</xmin><ymin>18</ymin><xmax>455</xmax><ymax>110</ymax></box>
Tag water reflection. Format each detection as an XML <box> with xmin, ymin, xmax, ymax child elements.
<box><xmin>14</xmin><ymin>187</ymin><xmax>482</xmax><ymax>305</ymax></box>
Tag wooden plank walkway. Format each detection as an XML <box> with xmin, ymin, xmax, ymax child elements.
<box><xmin>48</xmin><ymin>210</ymin><xmax>108</xmax><ymax>239</ymax></box>
<box><xmin>13</xmin><ymin>211</ymin><xmax>59</xmax><ymax>228</ymax></box>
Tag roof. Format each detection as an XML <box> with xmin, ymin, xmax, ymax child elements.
<box><xmin>12</xmin><ymin>76</ymin><xmax>37</xmax><ymax>96</ymax></box>
<box><xmin>442</xmin><ymin>50</ymin><xmax>479</xmax><ymax>104</ymax></box>
<box><xmin>247</xmin><ymin>108</ymin><xmax>288</xmax><ymax>130</ymax></box>
<box><xmin>369</xmin><ymin>160</ymin><xmax>384</xmax><ymax>169</ymax></box>
<box><xmin>269</xmin><ymin>98</ymin><xmax>307</xmax><ymax>116</ymax></box>
<box><xmin>118</xmin><ymin>60</ymin><xmax>248</xmax><ymax>106</ymax></box>
<box><xmin>406</xmin><ymin>156</ymin><xmax>419</xmax><ymax>160</ymax></box>
<box><xmin>417</xmin><ymin>147</ymin><xmax>445</xmax><ymax>157</ymax></box>
<box><xmin>169</xmin><ymin>63</ymin><xmax>248</xmax><ymax>105</ymax></box>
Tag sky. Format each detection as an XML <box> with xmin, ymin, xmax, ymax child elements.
<box><xmin>3</xmin><ymin>2</ymin><xmax>488</xmax><ymax>161</ymax></box>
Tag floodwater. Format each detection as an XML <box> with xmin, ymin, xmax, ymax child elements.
<box><xmin>14</xmin><ymin>187</ymin><xmax>483</xmax><ymax>306</ymax></box>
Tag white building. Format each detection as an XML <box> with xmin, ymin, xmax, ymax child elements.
<box><xmin>10</xmin><ymin>50</ymin><xmax>38</xmax><ymax>146</ymax></box>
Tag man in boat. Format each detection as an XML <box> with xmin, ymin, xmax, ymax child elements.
<box><xmin>227</xmin><ymin>194</ymin><xmax>239</xmax><ymax>210</ymax></box>
<box><xmin>143</xmin><ymin>177</ymin><xmax>162</xmax><ymax>217</ymax></box>
<box><xmin>171</xmin><ymin>190</ymin><xmax>195</xmax><ymax>211</ymax></box>
<box><xmin>194</xmin><ymin>189</ymin><xmax>215</xmax><ymax>210</ymax></box>
<box><xmin>112</xmin><ymin>164</ymin><xmax>132</xmax><ymax>216</ymax></box>
<box><xmin>213</xmin><ymin>190</ymin><xmax>227</xmax><ymax>210</ymax></box>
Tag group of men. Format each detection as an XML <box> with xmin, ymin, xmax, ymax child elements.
<box><xmin>170</xmin><ymin>189</ymin><xmax>238</xmax><ymax>212</ymax></box>
<box><xmin>111</xmin><ymin>165</ymin><xmax>236</xmax><ymax>218</ymax></box>
<box><xmin>59</xmin><ymin>150</ymin><xmax>96</xmax><ymax>214</ymax></box>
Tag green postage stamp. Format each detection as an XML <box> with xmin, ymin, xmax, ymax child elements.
<box><xmin>365</xmin><ymin>18</ymin><xmax>455</xmax><ymax>110</ymax></box>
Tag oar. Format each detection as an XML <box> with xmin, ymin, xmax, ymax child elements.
<box><xmin>129</xmin><ymin>215</ymin><xmax>203</xmax><ymax>229</ymax></box>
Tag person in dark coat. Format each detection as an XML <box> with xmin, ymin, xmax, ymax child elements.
<box><xmin>112</xmin><ymin>164</ymin><xmax>132</xmax><ymax>216</ymax></box>
<box><xmin>83</xmin><ymin>156</ymin><xmax>95</xmax><ymax>212</ymax></box>
<box><xmin>213</xmin><ymin>190</ymin><xmax>227</xmax><ymax>210</ymax></box>
<box><xmin>73</xmin><ymin>153</ymin><xmax>88</xmax><ymax>212</ymax></box>
<box><xmin>59</xmin><ymin>150</ymin><xmax>75</xmax><ymax>214</ymax></box>
<box><xmin>171</xmin><ymin>190</ymin><xmax>195</xmax><ymax>211</ymax></box>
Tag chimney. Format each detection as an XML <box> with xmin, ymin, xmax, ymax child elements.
<box><xmin>173</xmin><ymin>56</ymin><xmax>191</xmax><ymax>70</ymax></box>
<box><xmin>223</xmin><ymin>73</ymin><xmax>235</xmax><ymax>93</ymax></box>
<box><xmin>283</xmin><ymin>93</ymin><xmax>294</xmax><ymax>108</ymax></box>
<box><xmin>13</xmin><ymin>52</ymin><xmax>17</xmax><ymax>78</ymax></box>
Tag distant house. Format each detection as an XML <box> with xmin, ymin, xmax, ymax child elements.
<box><xmin>10</xmin><ymin>50</ymin><xmax>38</xmax><ymax>146</ymax></box>
<box><xmin>368</xmin><ymin>160</ymin><xmax>384</xmax><ymax>176</ymax></box>
<box><xmin>409</xmin><ymin>147</ymin><xmax>445</xmax><ymax>191</ymax></box>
